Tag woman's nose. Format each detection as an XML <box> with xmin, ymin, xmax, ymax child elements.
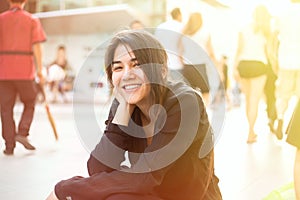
<box><xmin>122</xmin><ymin>66</ymin><xmax>135</xmax><ymax>80</ymax></box>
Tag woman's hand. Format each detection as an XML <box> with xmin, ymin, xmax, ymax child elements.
<box><xmin>233</xmin><ymin>65</ymin><xmax>241</xmax><ymax>83</ymax></box>
<box><xmin>112</xmin><ymin>88</ymin><xmax>135</xmax><ymax>126</ymax></box>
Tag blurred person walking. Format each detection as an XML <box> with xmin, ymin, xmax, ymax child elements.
<box><xmin>274</xmin><ymin>0</ymin><xmax>300</xmax><ymax>140</ymax></box>
<box><xmin>0</xmin><ymin>0</ymin><xmax>46</xmax><ymax>155</ymax></box>
<box><xmin>264</xmin><ymin>26</ymin><xmax>279</xmax><ymax>134</ymax></box>
<box><xmin>233</xmin><ymin>5</ymin><xmax>270</xmax><ymax>143</ymax></box>
<box><xmin>178</xmin><ymin>12</ymin><xmax>220</xmax><ymax>106</ymax></box>
<box><xmin>154</xmin><ymin>7</ymin><xmax>184</xmax><ymax>81</ymax></box>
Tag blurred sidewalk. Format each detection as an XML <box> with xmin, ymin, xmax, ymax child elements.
<box><xmin>0</xmin><ymin>98</ymin><xmax>296</xmax><ymax>200</ymax></box>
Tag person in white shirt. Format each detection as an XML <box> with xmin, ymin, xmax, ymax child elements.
<box><xmin>178</xmin><ymin>12</ymin><xmax>220</xmax><ymax>106</ymax></box>
<box><xmin>154</xmin><ymin>8</ymin><xmax>184</xmax><ymax>81</ymax></box>
<box><xmin>274</xmin><ymin>0</ymin><xmax>300</xmax><ymax>140</ymax></box>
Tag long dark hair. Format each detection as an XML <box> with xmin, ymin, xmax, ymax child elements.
<box><xmin>105</xmin><ymin>30</ymin><xmax>168</xmax><ymax>104</ymax></box>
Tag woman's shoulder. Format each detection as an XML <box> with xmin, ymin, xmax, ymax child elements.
<box><xmin>165</xmin><ymin>81</ymin><xmax>202</xmax><ymax>106</ymax></box>
<box><xmin>166</xmin><ymin>81</ymin><xmax>196</xmax><ymax>95</ymax></box>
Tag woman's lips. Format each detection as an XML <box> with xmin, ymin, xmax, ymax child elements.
<box><xmin>122</xmin><ymin>84</ymin><xmax>142</xmax><ymax>91</ymax></box>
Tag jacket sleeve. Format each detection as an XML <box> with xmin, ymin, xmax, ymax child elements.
<box><xmin>87</xmin><ymin>99</ymin><xmax>129</xmax><ymax>175</ymax></box>
<box><xmin>54</xmin><ymin>92</ymin><xmax>206</xmax><ymax>200</ymax></box>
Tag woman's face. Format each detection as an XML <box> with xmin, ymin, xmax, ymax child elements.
<box><xmin>112</xmin><ymin>44</ymin><xmax>151</xmax><ymax>105</ymax></box>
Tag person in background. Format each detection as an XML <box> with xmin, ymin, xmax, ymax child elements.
<box><xmin>0</xmin><ymin>0</ymin><xmax>46</xmax><ymax>155</ymax></box>
<box><xmin>129</xmin><ymin>20</ymin><xmax>145</xmax><ymax>30</ymax></box>
<box><xmin>285</xmin><ymin>100</ymin><xmax>300</xmax><ymax>200</ymax></box>
<box><xmin>274</xmin><ymin>0</ymin><xmax>300</xmax><ymax>140</ymax></box>
<box><xmin>233</xmin><ymin>5</ymin><xmax>271</xmax><ymax>143</ymax></box>
<box><xmin>46</xmin><ymin>30</ymin><xmax>222</xmax><ymax>200</ymax></box>
<box><xmin>47</xmin><ymin>45</ymin><xmax>73</xmax><ymax>103</ymax></box>
<box><xmin>178</xmin><ymin>12</ymin><xmax>220</xmax><ymax>106</ymax></box>
<box><xmin>220</xmin><ymin>55</ymin><xmax>228</xmax><ymax>94</ymax></box>
<box><xmin>212</xmin><ymin>55</ymin><xmax>230</xmax><ymax>108</ymax></box>
<box><xmin>264</xmin><ymin>26</ymin><xmax>279</xmax><ymax>134</ymax></box>
<box><xmin>154</xmin><ymin>7</ymin><xmax>184</xmax><ymax>81</ymax></box>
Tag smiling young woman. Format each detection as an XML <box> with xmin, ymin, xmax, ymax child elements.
<box><xmin>46</xmin><ymin>30</ymin><xmax>222</xmax><ymax>200</ymax></box>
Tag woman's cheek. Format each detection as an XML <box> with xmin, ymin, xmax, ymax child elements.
<box><xmin>134</xmin><ymin>68</ymin><xmax>146</xmax><ymax>80</ymax></box>
<box><xmin>112</xmin><ymin>73</ymin><xmax>120</xmax><ymax>87</ymax></box>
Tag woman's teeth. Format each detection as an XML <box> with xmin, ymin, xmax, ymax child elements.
<box><xmin>124</xmin><ymin>84</ymin><xmax>141</xmax><ymax>90</ymax></box>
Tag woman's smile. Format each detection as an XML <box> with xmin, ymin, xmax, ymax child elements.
<box><xmin>122</xmin><ymin>83</ymin><xmax>142</xmax><ymax>91</ymax></box>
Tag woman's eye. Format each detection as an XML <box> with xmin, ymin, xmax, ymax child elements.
<box><xmin>112</xmin><ymin>65</ymin><xmax>123</xmax><ymax>72</ymax></box>
<box><xmin>133</xmin><ymin>62</ymin><xmax>140</xmax><ymax>68</ymax></box>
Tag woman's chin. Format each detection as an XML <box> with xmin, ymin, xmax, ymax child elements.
<box><xmin>126</xmin><ymin>99</ymin><xmax>139</xmax><ymax>105</ymax></box>
<box><xmin>124</xmin><ymin>96</ymin><xmax>142</xmax><ymax>105</ymax></box>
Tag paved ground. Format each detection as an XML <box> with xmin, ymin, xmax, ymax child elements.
<box><xmin>0</xmin><ymin>97</ymin><xmax>297</xmax><ymax>200</ymax></box>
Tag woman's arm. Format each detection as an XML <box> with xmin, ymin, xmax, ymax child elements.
<box><xmin>87</xmin><ymin>131</ymin><xmax>127</xmax><ymax>175</ymax></box>
<box><xmin>87</xmin><ymin>99</ymin><xmax>130</xmax><ymax>175</ymax></box>
<box><xmin>33</xmin><ymin>43</ymin><xmax>45</xmax><ymax>84</ymax></box>
<box><xmin>206</xmin><ymin>35</ymin><xmax>218</xmax><ymax>65</ymax></box>
<box><xmin>233</xmin><ymin>32</ymin><xmax>243</xmax><ymax>81</ymax></box>
<box><xmin>112</xmin><ymin>88</ymin><xmax>135</xmax><ymax>126</ymax></box>
<box><xmin>177</xmin><ymin>35</ymin><xmax>185</xmax><ymax>66</ymax></box>
<box><xmin>206</xmin><ymin>35</ymin><xmax>223</xmax><ymax>81</ymax></box>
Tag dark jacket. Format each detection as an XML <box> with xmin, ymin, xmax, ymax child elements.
<box><xmin>55</xmin><ymin>82</ymin><xmax>222</xmax><ymax>200</ymax></box>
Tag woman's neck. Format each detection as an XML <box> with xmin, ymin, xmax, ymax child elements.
<box><xmin>136</xmin><ymin>98</ymin><xmax>154</xmax><ymax>123</ymax></box>
<box><xmin>138</xmin><ymin>108</ymin><xmax>151</xmax><ymax>127</ymax></box>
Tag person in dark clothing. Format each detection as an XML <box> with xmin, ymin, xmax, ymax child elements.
<box><xmin>46</xmin><ymin>30</ymin><xmax>222</xmax><ymax>200</ymax></box>
<box><xmin>0</xmin><ymin>0</ymin><xmax>46</xmax><ymax>155</ymax></box>
<box><xmin>264</xmin><ymin>27</ymin><xmax>279</xmax><ymax>134</ymax></box>
<box><xmin>264</xmin><ymin>64</ymin><xmax>278</xmax><ymax>133</ymax></box>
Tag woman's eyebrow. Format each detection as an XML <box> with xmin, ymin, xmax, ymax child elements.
<box><xmin>112</xmin><ymin>58</ymin><xmax>137</xmax><ymax>65</ymax></box>
<box><xmin>112</xmin><ymin>61</ymin><xmax>121</xmax><ymax>64</ymax></box>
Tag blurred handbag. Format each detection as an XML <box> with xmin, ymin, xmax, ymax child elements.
<box><xmin>263</xmin><ymin>182</ymin><xmax>295</xmax><ymax>200</ymax></box>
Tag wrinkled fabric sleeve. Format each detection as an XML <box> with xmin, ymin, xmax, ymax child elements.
<box><xmin>87</xmin><ymin>99</ymin><xmax>128</xmax><ymax>175</ymax></box>
<box><xmin>54</xmin><ymin>92</ymin><xmax>205</xmax><ymax>199</ymax></box>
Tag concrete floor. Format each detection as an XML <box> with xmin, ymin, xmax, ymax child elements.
<box><xmin>0</xmin><ymin>97</ymin><xmax>297</xmax><ymax>200</ymax></box>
